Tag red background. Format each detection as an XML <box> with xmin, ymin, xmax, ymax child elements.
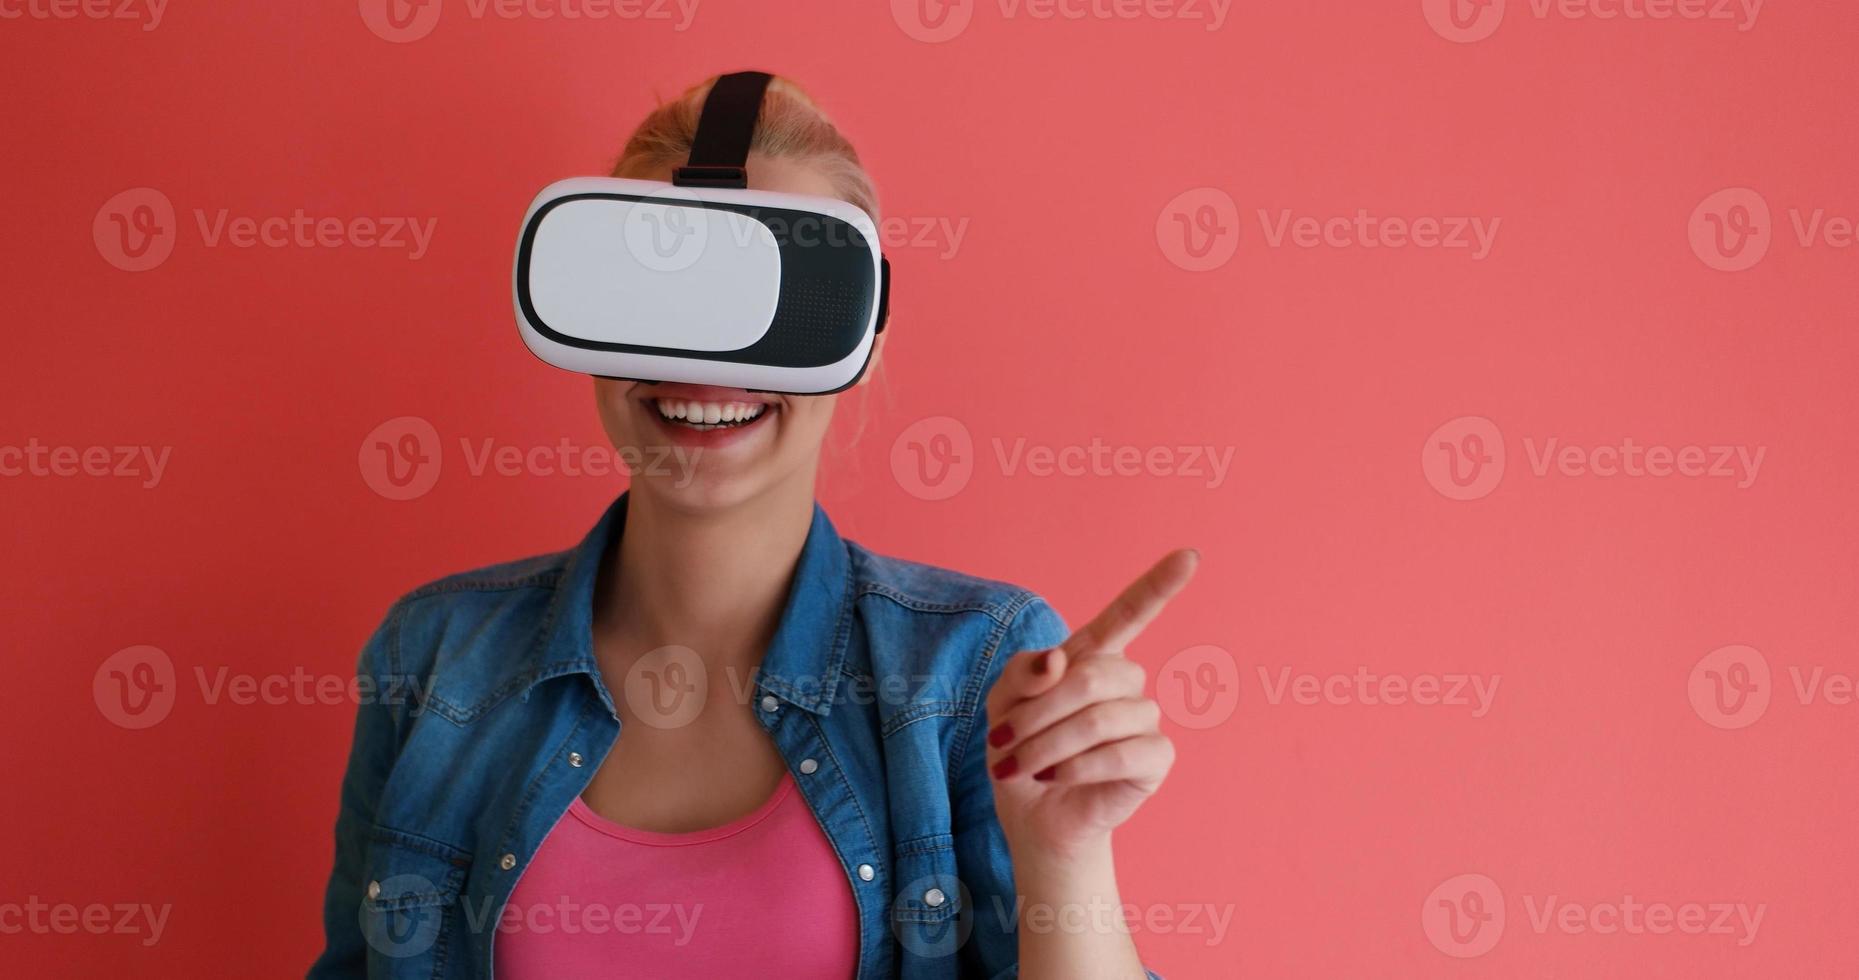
<box><xmin>4</xmin><ymin>1</ymin><xmax>1857</xmax><ymax>976</ymax></box>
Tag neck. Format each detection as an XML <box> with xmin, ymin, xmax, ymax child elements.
<box><xmin>598</xmin><ymin>478</ymin><xmax>817</xmax><ymax>667</ymax></box>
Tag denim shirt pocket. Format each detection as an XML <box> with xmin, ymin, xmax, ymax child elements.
<box><xmin>358</xmin><ymin>828</ymin><xmax>474</xmax><ymax>978</ymax></box>
<box><xmin>889</xmin><ymin>835</ymin><xmax>973</xmax><ymax>965</ymax></box>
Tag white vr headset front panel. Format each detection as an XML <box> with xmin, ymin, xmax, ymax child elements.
<box><xmin>528</xmin><ymin>195</ymin><xmax>782</xmax><ymax>352</ymax></box>
<box><xmin>514</xmin><ymin>177</ymin><xmax>885</xmax><ymax>394</ymax></box>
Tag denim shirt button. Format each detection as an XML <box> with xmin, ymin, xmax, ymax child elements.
<box><xmin>760</xmin><ymin>695</ymin><xmax>779</xmax><ymax>713</ymax></box>
<box><xmin>567</xmin><ymin>751</ymin><xmax>584</xmax><ymax>768</ymax></box>
<box><xmin>924</xmin><ymin>888</ymin><xmax>947</xmax><ymax>908</ymax></box>
<box><xmin>798</xmin><ymin>758</ymin><xmax>819</xmax><ymax>775</ymax></box>
<box><xmin>499</xmin><ymin>853</ymin><xmax>517</xmax><ymax>871</ymax></box>
<box><xmin>857</xmin><ymin>864</ymin><xmax>875</xmax><ymax>881</ymax></box>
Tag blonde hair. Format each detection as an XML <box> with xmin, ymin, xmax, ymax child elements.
<box><xmin>612</xmin><ymin>74</ymin><xmax>880</xmax><ymax>225</ymax></box>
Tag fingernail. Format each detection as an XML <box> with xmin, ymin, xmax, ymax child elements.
<box><xmin>1187</xmin><ymin>548</ymin><xmax>1201</xmax><ymax>562</ymax></box>
<box><xmin>987</xmin><ymin>723</ymin><xmax>1014</xmax><ymax>748</ymax></box>
<box><xmin>1033</xmin><ymin>766</ymin><xmax>1056</xmax><ymax>782</ymax></box>
<box><xmin>992</xmin><ymin>756</ymin><xmax>1019</xmax><ymax>779</ymax></box>
<box><xmin>1033</xmin><ymin>651</ymin><xmax>1053</xmax><ymax>675</ymax></box>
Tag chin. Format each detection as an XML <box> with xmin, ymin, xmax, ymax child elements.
<box><xmin>627</xmin><ymin>463</ymin><xmax>770</xmax><ymax>514</ymax></box>
<box><xmin>597</xmin><ymin>380</ymin><xmax>831</xmax><ymax>513</ymax></box>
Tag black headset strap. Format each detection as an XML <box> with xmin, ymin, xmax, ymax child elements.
<box><xmin>672</xmin><ymin>71</ymin><xmax>774</xmax><ymax>189</ymax></box>
<box><xmin>672</xmin><ymin>70</ymin><xmax>891</xmax><ymax>335</ymax></box>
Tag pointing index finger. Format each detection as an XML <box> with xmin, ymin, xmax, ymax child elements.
<box><xmin>1062</xmin><ymin>549</ymin><xmax>1199</xmax><ymax>658</ymax></box>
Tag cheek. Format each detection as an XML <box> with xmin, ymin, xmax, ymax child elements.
<box><xmin>593</xmin><ymin>380</ymin><xmax>640</xmax><ymax>442</ymax></box>
<box><xmin>782</xmin><ymin>395</ymin><xmax>839</xmax><ymax>444</ymax></box>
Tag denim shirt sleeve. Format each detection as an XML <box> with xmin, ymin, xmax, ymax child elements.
<box><xmin>307</xmin><ymin>604</ymin><xmax>406</xmax><ymax>979</ymax></box>
<box><xmin>950</xmin><ymin>597</ymin><xmax>1166</xmax><ymax>980</ymax></box>
<box><xmin>950</xmin><ymin>596</ymin><xmax>1068</xmax><ymax>980</ymax></box>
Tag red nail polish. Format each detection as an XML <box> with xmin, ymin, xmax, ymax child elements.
<box><xmin>992</xmin><ymin>756</ymin><xmax>1019</xmax><ymax>779</ymax></box>
<box><xmin>1033</xmin><ymin>766</ymin><xmax>1056</xmax><ymax>782</ymax></box>
<box><xmin>987</xmin><ymin>723</ymin><xmax>1014</xmax><ymax>748</ymax></box>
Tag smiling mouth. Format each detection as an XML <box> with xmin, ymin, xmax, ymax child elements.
<box><xmin>650</xmin><ymin>398</ymin><xmax>772</xmax><ymax>431</ymax></box>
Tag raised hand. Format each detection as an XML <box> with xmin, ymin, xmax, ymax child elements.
<box><xmin>985</xmin><ymin>549</ymin><xmax>1199</xmax><ymax>861</ymax></box>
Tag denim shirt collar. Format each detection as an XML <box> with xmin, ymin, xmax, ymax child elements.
<box><xmin>530</xmin><ymin>492</ymin><xmax>853</xmax><ymax>715</ymax></box>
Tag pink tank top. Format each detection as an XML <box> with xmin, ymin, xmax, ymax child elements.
<box><xmin>493</xmin><ymin>773</ymin><xmax>859</xmax><ymax>978</ymax></box>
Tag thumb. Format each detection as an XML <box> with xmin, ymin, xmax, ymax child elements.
<box><xmin>997</xmin><ymin>646</ymin><xmax>1068</xmax><ymax>709</ymax></box>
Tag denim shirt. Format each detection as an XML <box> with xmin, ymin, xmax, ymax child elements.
<box><xmin>308</xmin><ymin>493</ymin><xmax>1098</xmax><ymax>979</ymax></box>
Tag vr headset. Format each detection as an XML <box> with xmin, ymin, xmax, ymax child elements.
<box><xmin>513</xmin><ymin>71</ymin><xmax>891</xmax><ymax>394</ymax></box>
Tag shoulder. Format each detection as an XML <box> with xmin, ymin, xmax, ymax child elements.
<box><xmin>357</xmin><ymin>548</ymin><xmax>575</xmax><ymax>685</ymax></box>
<box><xmin>391</xmin><ymin>548</ymin><xmax>574</xmax><ymax>628</ymax></box>
<box><xmin>841</xmin><ymin>539</ymin><xmax>1070</xmax><ymax>709</ymax></box>
<box><xmin>846</xmin><ymin>539</ymin><xmax>1066</xmax><ymax>633</ymax></box>
<box><xmin>402</xmin><ymin>550</ymin><xmax>571</xmax><ymax>598</ymax></box>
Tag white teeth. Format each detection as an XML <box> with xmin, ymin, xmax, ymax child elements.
<box><xmin>653</xmin><ymin>399</ymin><xmax>767</xmax><ymax>427</ymax></box>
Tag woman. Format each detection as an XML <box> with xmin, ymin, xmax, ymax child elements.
<box><xmin>311</xmin><ymin>74</ymin><xmax>1196</xmax><ymax>980</ymax></box>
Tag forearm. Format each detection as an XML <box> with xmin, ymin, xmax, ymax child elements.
<box><xmin>1011</xmin><ymin>839</ymin><xmax>1147</xmax><ymax>980</ymax></box>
